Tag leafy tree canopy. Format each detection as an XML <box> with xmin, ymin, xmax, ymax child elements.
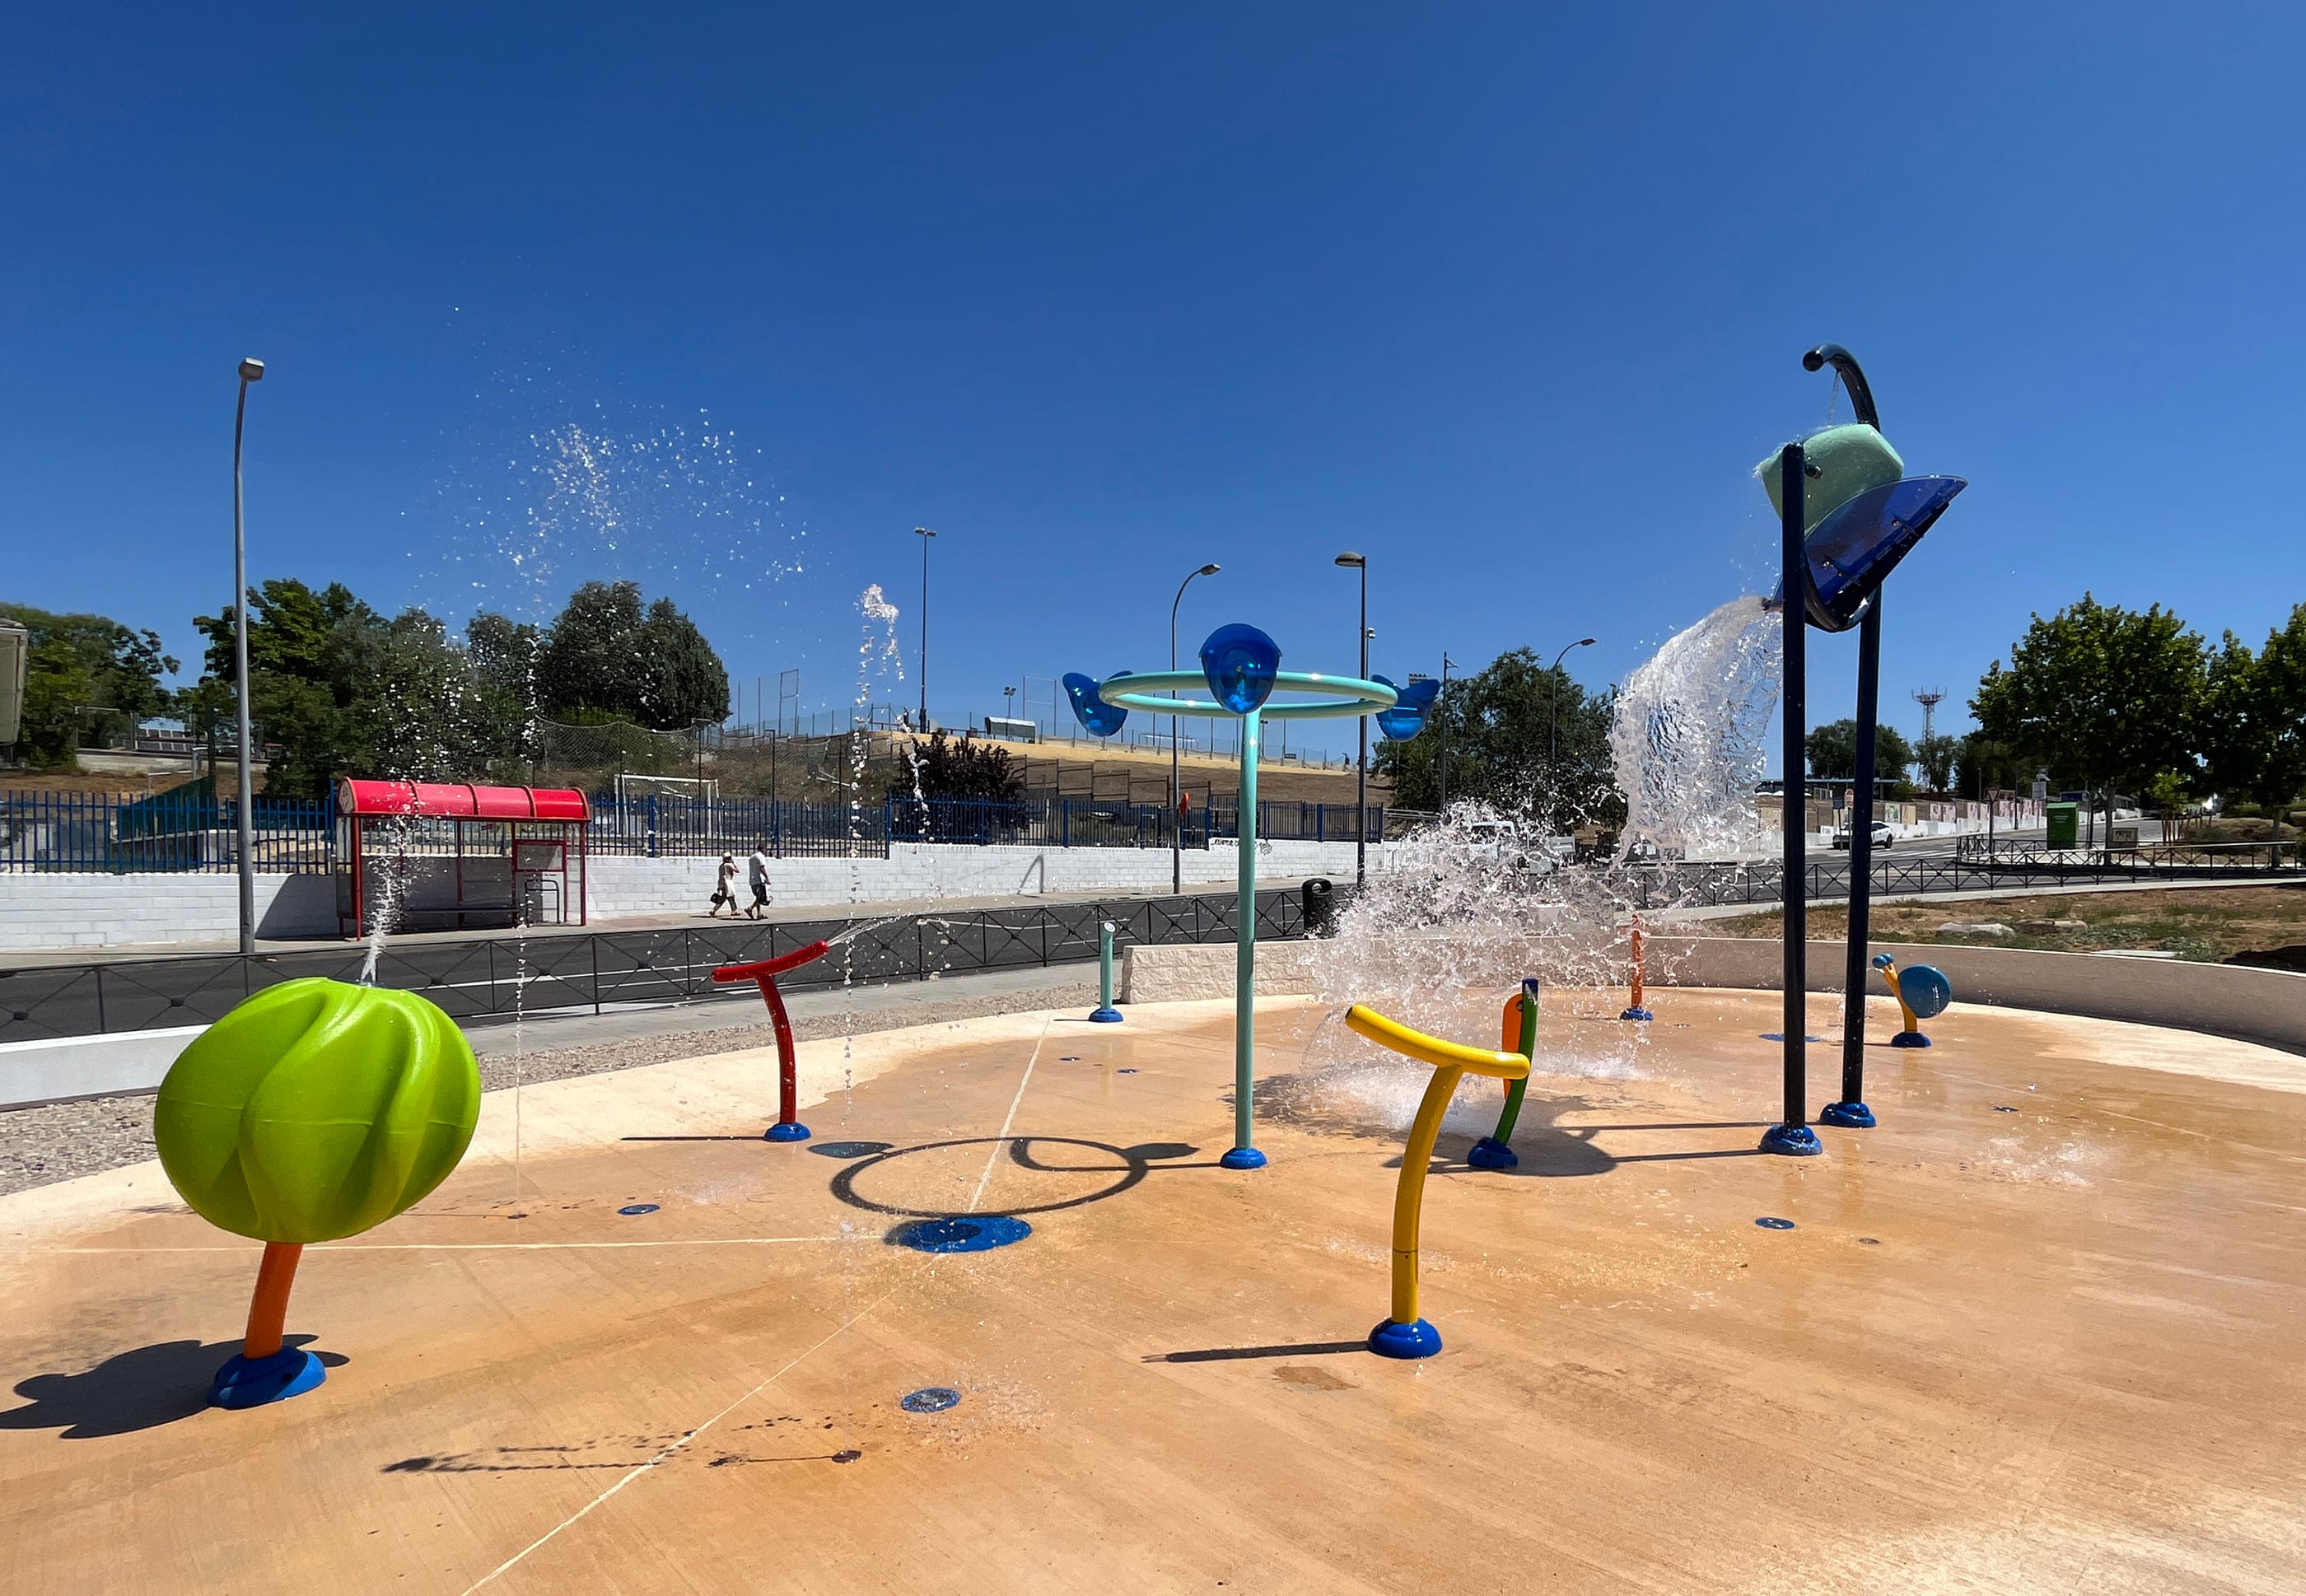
<box><xmin>535</xmin><ymin>581</ymin><xmax>729</xmax><ymax>731</ymax></box>
<box><xmin>190</xmin><ymin>577</ymin><xmax>550</xmax><ymax>796</ymax></box>
<box><xmin>1971</xmin><ymin>593</ymin><xmax>2204</xmax><ymax>801</ymax></box>
<box><xmin>1372</xmin><ymin>647</ymin><xmax>1621</xmax><ymax>832</ymax></box>
<box><xmin>2200</xmin><ymin>603</ymin><xmax>2306</xmax><ymax>810</ymax></box>
<box><xmin>1954</xmin><ymin>733</ymin><xmax>2024</xmax><ymax>798</ymax></box>
<box><xmin>907</xmin><ymin>731</ymin><xmax>1025</xmax><ymax>803</ymax></box>
<box><xmin>0</xmin><ymin>601</ymin><xmax>180</xmax><ymax>769</ymax></box>
<box><xmin>1803</xmin><ymin>718</ymin><xmax>1916</xmax><ymax>787</ymax></box>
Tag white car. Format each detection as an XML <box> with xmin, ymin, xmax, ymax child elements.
<box><xmin>1832</xmin><ymin>821</ymin><xmax>1894</xmax><ymax>850</ymax></box>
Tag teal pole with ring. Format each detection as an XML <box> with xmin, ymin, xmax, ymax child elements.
<box><xmin>1221</xmin><ymin>708</ymin><xmax>1266</xmax><ymax>1168</ymax></box>
<box><xmin>1090</xmin><ymin>921</ymin><xmax>1123</xmax><ymax>1023</ymax></box>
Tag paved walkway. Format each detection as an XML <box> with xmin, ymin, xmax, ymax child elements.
<box><xmin>6</xmin><ymin>992</ymin><xmax>2304</xmax><ymax>1591</ymax></box>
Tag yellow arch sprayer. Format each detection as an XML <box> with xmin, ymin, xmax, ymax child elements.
<box><xmin>1343</xmin><ymin>996</ymin><xmax>1534</xmax><ymax>1358</ymax></box>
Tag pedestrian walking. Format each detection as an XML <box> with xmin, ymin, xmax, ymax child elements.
<box><xmin>746</xmin><ymin>843</ymin><xmax>772</xmax><ymax>918</ymax></box>
<box><xmin>707</xmin><ymin>853</ymin><xmax>738</xmax><ymax>917</ymax></box>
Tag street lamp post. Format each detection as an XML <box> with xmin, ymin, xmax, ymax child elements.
<box><xmin>1547</xmin><ymin>637</ymin><xmax>1597</xmax><ymax>829</ymax></box>
<box><xmin>913</xmin><ymin>526</ymin><xmax>936</xmax><ymax>729</ymax></box>
<box><xmin>1169</xmin><ymin>562</ymin><xmax>1221</xmax><ymax>894</ymax></box>
<box><xmin>232</xmin><ymin>357</ymin><xmax>264</xmax><ymax>957</ymax></box>
<box><xmin>1335</xmin><ymin>553</ymin><xmax>1369</xmax><ymax>886</ymax></box>
<box><xmin>1436</xmin><ymin>652</ymin><xmax>1456</xmax><ymax>813</ymax></box>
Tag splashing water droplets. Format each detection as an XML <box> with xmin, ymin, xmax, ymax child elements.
<box><xmin>1610</xmin><ymin>596</ymin><xmax>1782</xmax><ymax>862</ymax></box>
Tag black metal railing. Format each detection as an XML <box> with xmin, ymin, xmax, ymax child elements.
<box><xmin>1616</xmin><ymin>847</ymin><xmax>2303</xmax><ymax>912</ymax></box>
<box><xmin>0</xmin><ymin>888</ymin><xmax>1308</xmax><ymax>1046</ymax></box>
<box><xmin>1954</xmin><ymin>834</ymin><xmax>2295</xmax><ymax>873</ymax></box>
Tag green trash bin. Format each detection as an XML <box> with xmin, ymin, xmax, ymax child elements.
<box><xmin>2045</xmin><ymin>801</ymin><xmax>2080</xmax><ymax>849</ymax></box>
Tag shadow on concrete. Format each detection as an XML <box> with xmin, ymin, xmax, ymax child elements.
<box><xmin>829</xmin><ymin>1136</ymin><xmax>1203</xmax><ymax>1220</ymax></box>
<box><xmin>1</xmin><ymin>1335</ymin><xmax>345</xmax><ymax>1438</ymax></box>
<box><xmin>1141</xmin><ymin>1340</ymin><xmax>1370</xmax><ymax>1364</ymax></box>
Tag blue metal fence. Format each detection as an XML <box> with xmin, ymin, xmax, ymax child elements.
<box><xmin>0</xmin><ymin>786</ymin><xmax>1389</xmax><ymax>872</ymax></box>
<box><xmin>0</xmin><ymin>789</ymin><xmax>336</xmax><ymax>873</ymax></box>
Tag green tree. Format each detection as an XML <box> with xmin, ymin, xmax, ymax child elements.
<box><xmin>194</xmin><ymin>580</ymin><xmax>382</xmax><ymax>795</ymax></box>
<box><xmin>536</xmin><ymin>581</ymin><xmax>729</xmax><ymax>730</ymax></box>
<box><xmin>465</xmin><ymin>612</ymin><xmax>543</xmax><ymax>774</ymax></box>
<box><xmin>2201</xmin><ymin>603</ymin><xmax>2306</xmax><ymax>818</ymax></box>
<box><xmin>1954</xmin><ymin>733</ymin><xmax>2022</xmax><ymax>798</ymax></box>
<box><xmin>0</xmin><ymin>602</ymin><xmax>180</xmax><ymax>768</ymax></box>
<box><xmin>1914</xmin><ymin>731</ymin><xmax>1958</xmax><ymax>794</ymax></box>
<box><xmin>1802</xmin><ymin>719</ymin><xmax>1916</xmax><ymax>786</ymax></box>
<box><xmin>1972</xmin><ymin>593</ymin><xmax>2206</xmax><ymax>836</ymax></box>
<box><xmin>636</xmin><ymin>595</ymin><xmax>731</xmax><ymax>730</ymax></box>
<box><xmin>1372</xmin><ymin>648</ymin><xmax>1620</xmax><ymax>831</ymax></box>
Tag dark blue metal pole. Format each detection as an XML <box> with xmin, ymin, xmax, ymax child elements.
<box><xmin>1764</xmin><ymin>443</ymin><xmax>1823</xmax><ymax>1156</ymax></box>
<box><xmin>1825</xmin><ymin>598</ymin><xmax>1884</xmax><ymax>1127</ymax></box>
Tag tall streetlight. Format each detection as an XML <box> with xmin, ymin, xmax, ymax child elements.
<box><xmin>232</xmin><ymin>357</ymin><xmax>265</xmax><ymax>956</ymax></box>
<box><xmin>1334</xmin><ymin>553</ymin><xmax>1369</xmax><ymax>886</ymax></box>
<box><xmin>1547</xmin><ymin>637</ymin><xmax>1597</xmax><ymax>829</ymax></box>
<box><xmin>913</xmin><ymin>526</ymin><xmax>936</xmax><ymax>729</ymax></box>
<box><xmin>1169</xmin><ymin>562</ymin><xmax>1221</xmax><ymax>894</ymax></box>
<box><xmin>1436</xmin><ymin>651</ymin><xmax>1457</xmax><ymax>813</ymax></box>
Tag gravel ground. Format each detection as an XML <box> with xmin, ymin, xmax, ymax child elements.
<box><xmin>0</xmin><ymin>980</ymin><xmax>1095</xmax><ymax>1201</ymax></box>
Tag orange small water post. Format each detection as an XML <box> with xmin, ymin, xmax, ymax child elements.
<box><xmin>1621</xmin><ymin>914</ymin><xmax>1654</xmax><ymax>1021</ymax></box>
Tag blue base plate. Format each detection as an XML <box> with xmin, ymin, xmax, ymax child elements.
<box><xmin>1368</xmin><ymin>1318</ymin><xmax>1443</xmax><ymax>1359</ymax></box>
<box><xmin>1218</xmin><ymin>1146</ymin><xmax>1268</xmax><ymax>1170</ymax></box>
<box><xmin>1620</xmin><ymin>1006</ymin><xmax>1654</xmax><ymax>1021</ymax></box>
<box><xmin>1088</xmin><ymin>1007</ymin><xmax>1124</xmax><ymax>1024</ymax></box>
<box><xmin>1467</xmin><ymin>1136</ymin><xmax>1519</xmax><ymax>1171</ymax></box>
<box><xmin>765</xmin><ymin>1122</ymin><xmax>812</xmax><ymax>1142</ymax></box>
<box><xmin>208</xmin><ymin>1346</ymin><xmax>326</xmax><ymax>1409</ymax></box>
<box><xmin>888</xmin><ymin>1215</ymin><xmax>1033</xmax><ymax>1253</ymax></box>
<box><xmin>1819</xmin><ymin>1101</ymin><xmax>1876</xmax><ymax>1128</ymax></box>
<box><xmin>1890</xmin><ymin>1032</ymin><xmax>1931</xmax><ymax>1048</ymax></box>
<box><xmin>1758</xmin><ymin>1122</ymin><xmax>1825</xmax><ymax>1156</ymax></box>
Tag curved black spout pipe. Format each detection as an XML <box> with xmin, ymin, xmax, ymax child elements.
<box><xmin>1803</xmin><ymin>343</ymin><xmax>1879</xmax><ymax>431</ymax></box>
<box><xmin>1804</xmin><ymin>341</ymin><xmax>1883</xmax><ymax>1131</ymax></box>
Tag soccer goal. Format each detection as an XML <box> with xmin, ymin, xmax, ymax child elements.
<box><xmin>613</xmin><ymin>773</ymin><xmax>721</xmax><ymax>807</ymax></box>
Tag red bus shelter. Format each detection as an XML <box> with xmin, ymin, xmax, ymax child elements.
<box><xmin>334</xmin><ymin>780</ymin><xmax>591</xmax><ymax>937</ymax></box>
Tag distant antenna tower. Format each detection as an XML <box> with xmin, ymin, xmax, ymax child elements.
<box><xmin>1912</xmin><ymin>688</ymin><xmax>1944</xmax><ymax>743</ymax></box>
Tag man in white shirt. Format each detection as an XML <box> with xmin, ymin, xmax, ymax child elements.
<box><xmin>745</xmin><ymin>845</ymin><xmax>772</xmax><ymax>919</ymax></box>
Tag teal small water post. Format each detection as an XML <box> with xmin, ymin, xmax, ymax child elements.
<box><xmin>1090</xmin><ymin>921</ymin><xmax>1123</xmax><ymax>1023</ymax></box>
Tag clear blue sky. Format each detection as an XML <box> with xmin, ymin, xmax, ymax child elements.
<box><xmin>5</xmin><ymin>5</ymin><xmax>2302</xmax><ymax>763</ymax></box>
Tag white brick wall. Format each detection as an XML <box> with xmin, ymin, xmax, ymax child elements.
<box><xmin>0</xmin><ymin>873</ymin><xmax>338</xmax><ymax>951</ymax></box>
<box><xmin>0</xmin><ymin>842</ymin><xmax>1395</xmax><ymax>952</ymax></box>
<box><xmin>586</xmin><ymin>839</ymin><xmax>1399</xmax><ymax>919</ymax></box>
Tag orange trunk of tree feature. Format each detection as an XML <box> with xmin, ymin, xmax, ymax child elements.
<box><xmin>242</xmin><ymin>1241</ymin><xmax>303</xmax><ymax>1360</ymax></box>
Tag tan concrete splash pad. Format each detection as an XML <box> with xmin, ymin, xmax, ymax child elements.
<box><xmin>4</xmin><ymin>991</ymin><xmax>2304</xmax><ymax>1593</ymax></box>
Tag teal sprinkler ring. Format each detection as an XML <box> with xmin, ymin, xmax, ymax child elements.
<box><xmin>1064</xmin><ymin>624</ymin><xmax>1411</xmax><ymax>1169</ymax></box>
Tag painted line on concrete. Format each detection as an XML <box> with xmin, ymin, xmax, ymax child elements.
<box><xmin>460</xmin><ymin>1270</ymin><xmax>923</xmax><ymax>1594</ymax></box>
<box><xmin>34</xmin><ymin>1236</ymin><xmax>852</xmax><ymax>1254</ymax></box>
<box><xmin>969</xmin><ymin>1015</ymin><xmax>1052</xmax><ymax>1215</ymax></box>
